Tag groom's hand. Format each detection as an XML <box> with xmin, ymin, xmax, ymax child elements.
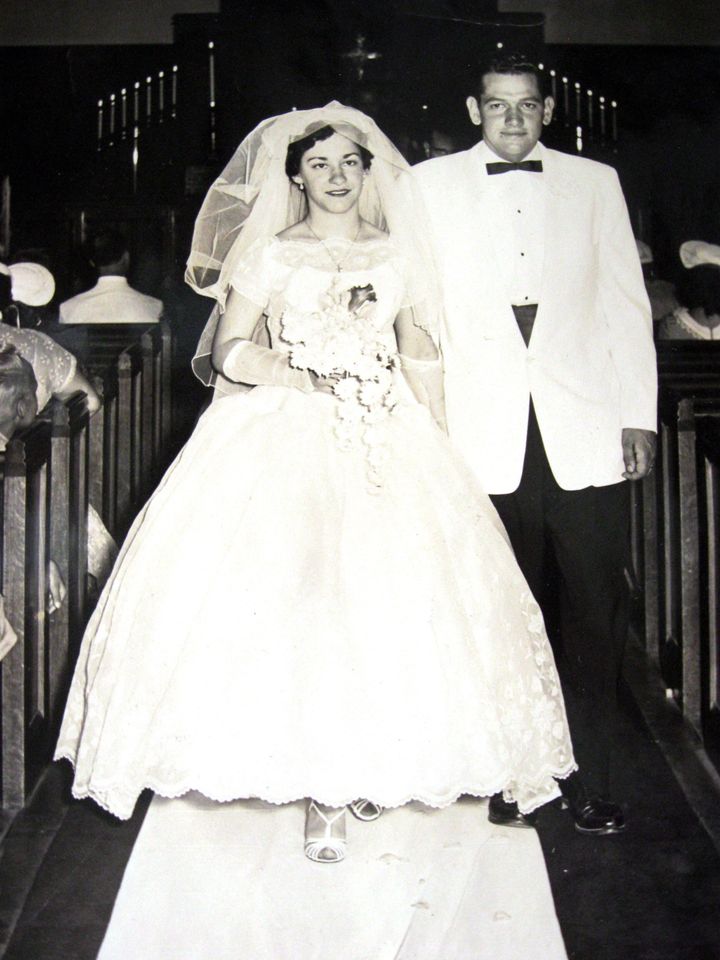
<box><xmin>622</xmin><ymin>428</ymin><xmax>657</xmax><ymax>480</ymax></box>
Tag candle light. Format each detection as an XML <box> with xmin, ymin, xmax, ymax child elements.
<box><xmin>121</xmin><ymin>88</ymin><xmax>127</xmax><ymax>136</ymax></box>
<box><xmin>133</xmin><ymin>81</ymin><xmax>140</xmax><ymax>124</ymax></box>
<box><xmin>132</xmin><ymin>126</ymin><xmax>139</xmax><ymax>195</ymax></box>
<box><xmin>146</xmin><ymin>76</ymin><xmax>152</xmax><ymax>122</ymax></box>
<box><xmin>611</xmin><ymin>100</ymin><xmax>618</xmax><ymax>142</ymax></box>
<box><xmin>599</xmin><ymin>96</ymin><xmax>606</xmax><ymax>139</ymax></box>
<box><xmin>109</xmin><ymin>93</ymin><xmax>116</xmax><ymax>142</ymax></box>
<box><xmin>562</xmin><ymin>77</ymin><xmax>569</xmax><ymax>122</ymax></box>
<box><xmin>208</xmin><ymin>40</ymin><xmax>215</xmax><ymax>107</ymax></box>
<box><xmin>158</xmin><ymin>71</ymin><xmax>165</xmax><ymax>121</ymax></box>
<box><xmin>586</xmin><ymin>90</ymin><xmax>593</xmax><ymax>132</ymax></box>
<box><xmin>576</xmin><ymin>124</ymin><xmax>583</xmax><ymax>154</ymax></box>
<box><xmin>97</xmin><ymin>99</ymin><xmax>103</xmax><ymax>148</ymax></box>
<box><xmin>172</xmin><ymin>65</ymin><xmax>178</xmax><ymax>117</ymax></box>
<box><xmin>550</xmin><ymin>69</ymin><xmax>557</xmax><ymax>102</ymax></box>
<box><xmin>574</xmin><ymin>81</ymin><xmax>581</xmax><ymax>122</ymax></box>
<box><xmin>208</xmin><ymin>41</ymin><xmax>216</xmax><ymax>106</ymax></box>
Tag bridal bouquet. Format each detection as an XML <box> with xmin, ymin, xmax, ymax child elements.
<box><xmin>281</xmin><ymin>278</ymin><xmax>398</xmax><ymax>487</ymax></box>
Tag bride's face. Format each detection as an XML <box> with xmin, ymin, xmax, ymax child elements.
<box><xmin>293</xmin><ymin>133</ymin><xmax>366</xmax><ymax>215</ymax></box>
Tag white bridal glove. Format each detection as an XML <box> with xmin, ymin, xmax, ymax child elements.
<box><xmin>398</xmin><ymin>353</ymin><xmax>448</xmax><ymax>434</ymax></box>
<box><xmin>222</xmin><ymin>340</ymin><xmax>314</xmax><ymax>392</ymax></box>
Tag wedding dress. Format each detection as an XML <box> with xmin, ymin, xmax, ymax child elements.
<box><xmin>55</xmin><ymin>235</ymin><xmax>575</xmax><ymax>820</ymax></box>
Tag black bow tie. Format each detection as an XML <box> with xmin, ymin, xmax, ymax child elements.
<box><xmin>486</xmin><ymin>160</ymin><xmax>543</xmax><ymax>175</ymax></box>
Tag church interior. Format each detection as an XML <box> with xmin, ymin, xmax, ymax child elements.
<box><xmin>1</xmin><ymin>2</ymin><xmax>720</xmax><ymax>958</ymax></box>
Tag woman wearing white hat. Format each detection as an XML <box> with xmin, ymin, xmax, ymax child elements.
<box><xmin>0</xmin><ymin>261</ymin><xmax>100</xmax><ymax>412</ymax></box>
<box><xmin>0</xmin><ymin>262</ymin><xmax>116</xmax><ymax>593</ymax></box>
<box><xmin>657</xmin><ymin>241</ymin><xmax>720</xmax><ymax>341</ymax></box>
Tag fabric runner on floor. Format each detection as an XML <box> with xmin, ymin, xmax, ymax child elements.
<box><xmin>97</xmin><ymin>793</ymin><xmax>567</xmax><ymax>960</ymax></box>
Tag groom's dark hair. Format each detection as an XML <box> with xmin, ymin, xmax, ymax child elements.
<box><xmin>475</xmin><ymin>53</ymin><xmax>550</xmax><ymax>99</ymax></box>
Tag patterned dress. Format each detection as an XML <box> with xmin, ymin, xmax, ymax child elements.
<box><xmin>56</xmin><ymin>237</ymin><xmax>575</xmax><ymax>820</ymax></box>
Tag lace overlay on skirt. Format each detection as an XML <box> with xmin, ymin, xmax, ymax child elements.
<box><xmin>55</xmin><ymin>243</ymin><xmax>575</xmax><ymax>819</ymax></box>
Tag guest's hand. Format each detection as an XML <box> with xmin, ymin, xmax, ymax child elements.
<box><xmin>622</xmin><ymin>428</ymin><xmax>657</xmax><ymax>480</ymax></box>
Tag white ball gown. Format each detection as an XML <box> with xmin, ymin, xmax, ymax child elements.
<box><xmin>55</xmin><ymin>236</ymin><xmax>575</xmax><ymax>820</ymax></box>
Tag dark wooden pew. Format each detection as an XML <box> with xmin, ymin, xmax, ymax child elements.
<box><xmin>631</xmin><ymin>341</ymin><xmax>720</xmax><ymax>743</ymax></box>
<box><xmin>0</xmin><ymin>321</ymin><xmax>176</xmax><ymax>831</ymax></box>
<box><xmin>0</xmin><ymin>396</ymin><xmax>90</xmax><ymax>821</ymax></box>
<box><xmin>85</xmin><ymin>321</ymin><xmax>173</xmax><ymax>540</ymax></box>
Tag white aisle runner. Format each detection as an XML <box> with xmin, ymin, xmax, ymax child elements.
<box><xmin>97</xmin><ymin>794</ymin><xmax>567</xmax><ymax>960</ymax></box>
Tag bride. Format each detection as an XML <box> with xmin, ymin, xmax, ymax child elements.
<box><xmin>55</xmin><ymin>102</ymin><xmax>575</xmax><ymax>863</ymax></box>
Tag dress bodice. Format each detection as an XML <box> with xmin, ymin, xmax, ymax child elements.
<box><xmin>229</xmin><ymin>236</ymin><xmax>411</xmax><ymax>356</ymax></box>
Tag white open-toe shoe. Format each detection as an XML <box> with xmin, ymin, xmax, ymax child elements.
<box><xmin>304</xmin><ymin>801</ymin><xmax>347</xmax><ymax>863</ymax></box>
<box><xmin>348</xmin><ymin>799</ymin><xmax>383</xmax><ymax>822</ymax></box>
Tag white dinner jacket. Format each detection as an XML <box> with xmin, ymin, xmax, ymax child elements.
<box><xmin>413</xmin><ymin>140</ymin><xmax>657</xmax><ymax>494</ymax></box>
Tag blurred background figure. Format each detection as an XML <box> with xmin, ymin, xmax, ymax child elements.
<box><xmin>0</xmin><ymin>344</ymin><xmax>38</xmax><ymax>445</ymax></box>
<box><xmin>657</xmin><ymin>241</ymin><xmax>720</xmax><ymax>341</ymax></box>
<box><xmin>635</xmin><ymin>239</ymin><xmax>679</xmax><ymax>325</ymax></box>
<box><xmin>0</xmin><ymin>261</ymin><xmax>100</xmax><ymax>414</ymax></box>
<box><xmin>60</xmin><ymin>229</ymin><xmax>163</xmax><ymax>325</ymax></box>
<box><xmin>7</xmin><ymin>252</ymin><xmax>90</xmax><ymax>362</ymax></box>
<box><xmin>424</xmin><ymin>128</ymin><xmax>457</xmax><ymax>159</ymax></box>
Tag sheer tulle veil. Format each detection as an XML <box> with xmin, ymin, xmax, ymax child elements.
<box><xmin>185</xmin><ymin>101</ymin><xmax>442</xmax><ymax>388</ymax></box>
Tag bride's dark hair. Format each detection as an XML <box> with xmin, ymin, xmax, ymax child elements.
<box><xmin>285</xmin><ymin>125</ymin><xmax>373</xmax><ymax>179</ymax></box>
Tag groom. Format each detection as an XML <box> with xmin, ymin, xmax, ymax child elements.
<box><xmin>414</xmin><ymin>54</ymin><xmax>657</xmax><ymax>835</ymax></box>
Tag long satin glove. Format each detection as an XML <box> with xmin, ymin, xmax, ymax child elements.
<box><xmin>222</xmin><ymin>340</ymin><xmax>314</xmax><ymax>392</ymax></box>
<box><xmin>398</xmin><ymin>353</ymin><xmax>448</xmax><ymax>434</ymax></box>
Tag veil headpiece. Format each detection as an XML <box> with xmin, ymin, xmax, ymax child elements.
<box><xmin>186</xmin><ymin>101</ymin><xmax>441</xmax><ymax>386</ymax></box>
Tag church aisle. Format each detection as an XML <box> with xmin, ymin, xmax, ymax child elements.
<box><xmin>96</xmin><ymin>794</ymin><xmax>566</xmax><ymax>960</ymax></box>
<box><xmin>3</xmin><ymin>670</ymin><xmax>720</xmax><ymax>960</ymax></box>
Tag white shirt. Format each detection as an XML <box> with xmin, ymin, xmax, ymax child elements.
<box><xmin>477</xmin><ymin>142</ymin><xmax>546</xmax><ymax>306</ymax></box>
<box><xmin>60</xmin><ymin>276</ymin><xmax>162</xmax><ymax>325</ymax></box>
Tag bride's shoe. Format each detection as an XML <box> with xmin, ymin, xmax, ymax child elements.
<box><xmin>304</xmin><ymin>801</ymin><xmax>347</xmax><ymax>863</ymax></box>
<box><xmin>348</xmin><ymin>799</ymin><xmax>383</xmax><ymax>822</ymax></box>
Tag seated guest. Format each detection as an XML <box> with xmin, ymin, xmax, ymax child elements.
<box><xmin>0</xmin><ymin>345</ymin><xmax>116</xmax><ymax>597</ymax></box>
<box><xmin>657</xmin><ymin>241</ymin><xmax>720</xmax><ymax>341</ymax></box>
<box><xmin>424</xmin><ymin>128</ymin><xmax>457</xmax><ymax>159</ymax></box>
<box><xmin>0</xmin><ymin>263</ymin><xmax>100</xmax><ymax>414</ymax></box>
<box><xmin>0</xmin><ymin>345</ymin><xmax>38</xmax><ymax>445</ymax></box>
<box><xmin>6</xmin><ymin>257</ymin><xmax>89</xmax><ymax>364</ymax></box>
<box><xmin>60</xmin><ymin>230</ymin><xmax>162</xmax><ymax>325</ymax></box>
<box><xmin>636</xmin><ymin>240</ymin><xmax>679</xmax><ymax>322</ymax></box>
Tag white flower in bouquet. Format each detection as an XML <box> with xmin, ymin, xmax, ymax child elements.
<box><xmin>358</xmin><ymin>379</ymin><xmax>389</xmax><ymax>409</ymax></box>
<box><xmin>280</xmin><ymin>277</ymin><xmax>399</xmax><ymax>487</ymax></box>
<box><xmin>333</xmin><ymin>376</ymin><xmax>360</xmax><ymax>403</ymax></box>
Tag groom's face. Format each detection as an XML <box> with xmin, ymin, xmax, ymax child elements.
<box><xmin>467</xmin><ymin>72</ymin><xmax>554</xmax><ymax>162</ymax></box>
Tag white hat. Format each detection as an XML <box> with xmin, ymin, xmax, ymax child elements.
<box><xmin>635</xmin><ymin>239</ymin><xmax>653</xmax><ymax>264</ymax></box>
<box><xmin>679</xmin><ymin>240</ymin><xmax>720</xmax><ymax>270</ymax></box>
<box><xmin>0</xmin><ymin>261</ymin><xmax>56</xmax><ymax>306</ymax></box>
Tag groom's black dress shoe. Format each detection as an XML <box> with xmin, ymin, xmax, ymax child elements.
<box><xmin>559</xmin><ymin>775</ymin><xmax>626</xmax><ymax>836</ymax></box>
<box><xmin>564</xmin><ymin>794</ymin><xmax>626</xmax><ymax>835</ymax></box>
<box><xmin>487</xmin><ymin>793</ymin><xmax>538</xmax><ymax>829</ymax></box>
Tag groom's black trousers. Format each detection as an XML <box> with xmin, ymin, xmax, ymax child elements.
<box><xmin>490</xmin><ymin>402</ymin><xmax>631</xmax><ymax>795</ymax></box>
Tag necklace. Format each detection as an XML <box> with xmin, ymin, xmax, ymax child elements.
<box><xmin>305</xmin><ymin>219</ymin><xmax>363</xmax><ymax>272</ymax></box>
